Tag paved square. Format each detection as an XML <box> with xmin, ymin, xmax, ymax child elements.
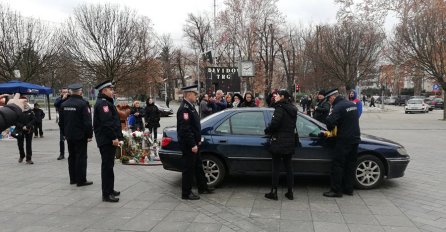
<box><xmin>0</xmin><ymin>104</ymin><xmax>445</xmax><ymax>231</ymax></box>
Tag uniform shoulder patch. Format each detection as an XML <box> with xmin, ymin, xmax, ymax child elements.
<box><xmin>103</xmin><ymin>105</ymin><xmax>109</xmax><ymax>113</ymax></box>
<box><xmin>183</xmin><ymin>112</ymin><xmax>189</xmax><ymax>120</ymax></box>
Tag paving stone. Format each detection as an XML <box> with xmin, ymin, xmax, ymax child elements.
<box><xmin>313</xmin><ymin>222</ymin><xmax>349</xmax><ymax>232</ymax></box>
<box><xmin>347</xmin><ymin>224</ymin><xmax>385</xmax><ymax>232</ymax></box>
<box><xmin>185</xmin><ymin>222</ymin><xmax>222</xmax><ymax>232</ymax></box>
<box><xmin>311</xmin><ymin>211</ymin><xmax>345</xmax><ymax>223</ymax></box>
<box><xmin>343</xmin><ymin>213</ymin><xmax>380</xmax><ymax>225</ymax></box>
<box><xmin>279</xmin><ymin>220</ymin><xmax>314</xmax><ymax>232</ymax></box>
<box><xmin>280</xmin><ymin>210</ymin><xmax>312</xmax><ymax>221</ymax></box>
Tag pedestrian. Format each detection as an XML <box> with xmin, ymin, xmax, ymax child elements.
<box><xmin>144</xmin><ymin>97</ymin><xmax>160</xmax><ymax>142</ymax></box>
<box><xmin>232</xmin><ymin>93</ymin><xmax>243</xmax><ymax>108</ymax></box>
<box><xmin>199</xmin><ymin>94</ymin><xmax>213</xmax><ymax>119</ymax></box>
<box><xmin>240</xmin><ymin>92</ymin><xmax>257</xmax><ymax>107</ymax></box>
<box><xmin>266</xmin><ymin>89</ymin><xmax>279</xmax><ymax>107</ymax></box>
<box><xmin>264</xmin><ymin>89</ymin><xmax>298</xmax><ymax>200</ymax></box>
<box><xmin>165</xmin><ymin>96</ymin><xmax>171</xmax><ymax>108</ymax></box>
<box><xmin>322</xmin><ymin>88</ymin><xmax>361</xmax><ymax>198</ymax></box>
<box><xmin>370</xmin><ymin>96</ymin><xmax>376</xmax><ymax>107</ymax></box>
<box><xmin>59</xmin><ymin>83</ymin><xmax>94</xmax><ymax>187</ymax></box>
<box><xmin>0</xmin><ymin>93</ymin><xmax>26</xmax><ymax>132</ymax></box>
<box><xmin>14</xmin><ymin>97</ymin><xmax>35</xmax><ymax>164</ymax></box>
<box><xmin>54</xmin><ymin>87</ymin><xmax>69</xmax><ymax>160</ymax></box>
<box><xmin>362</xmin><ymin>94</ymin><xmax>367</xmax><ymax>103</ymax></box>
<box><xmin>306</xmin><ymin>95</ymin><xmax>313</xmax><ymax>116</ymax></box>
<box><xmin>177</xmin><ymin>84</ymin><xmax>214</xmax><ymax>200</ymax></box>
<box><xmin>313</xmin><ymin>90</ymin><xmax>331</xmax><ymax>124</ymax></box>
<box><xmin>93</xmin><ymin>80</ymin><xmax>123</xmax><ymax>203</ymax></box>
<box><xmin>348</xmin><ymin>90</ymin><xmax>363</xmax><ymax>118</ymax></box>
<box><xmin>225</xmin><ymin>94</ymin><xmax>233</xmax><ymax>108</ymax></box>
<box><xmin>211</xmin><ymin>90</ymin><xmax>227</xmax><ymax>112</ymax></box>
<box><xmin>32</xmin><ymin>103</ymin><xmax>45</xmax><ymax>138</ymax></box>
<box><xmin>130</xmin><ymin>100</ymin><xmax>144</xmax><ymax>131</ymax></box>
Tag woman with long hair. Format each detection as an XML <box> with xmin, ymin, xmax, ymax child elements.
<box><xmin>144</xmin><ymin>98</ymin><xmax>161</xmax><ymax>142</ymax></box>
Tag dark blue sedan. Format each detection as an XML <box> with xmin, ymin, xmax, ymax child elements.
<box><xmin>159</xmin><ymin>108</ymin><xmax>410</xmax><ymax>189</ymax></box>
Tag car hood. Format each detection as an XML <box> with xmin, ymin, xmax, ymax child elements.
<box><xmin>360</xmin><ymin>134</ymin><xmax>403</xmax><ymax>148</ymax></box>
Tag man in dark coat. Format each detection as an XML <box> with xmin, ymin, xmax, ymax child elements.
<box><xmin>54</xmin><ymin>87</ymin><xmax>69</xmax><ymax>160</ymax></box>
<box><xmin>14</xmin><ymin>97</ymin><xmax>36</xmax><ymax>164</ymax></box>
<box><xmin>59</xmin><ymin>84</ymin><xmax>93</xmax><ymax>187</ymax></box>
<box><xmin>32</xmin><ymin>103</ymin><xmax>45</xmax><ymax>138</ymax></box>
<box><xmin>313</xmin><ymin>90</ymin><xmax>331</xmax><ymax>124</ymax></box>
<box><xmin>93</xmin><ymin>80</ymin><xmax>123</xmax><ymax>203</ymax></box>
<box><xmin>177</xmin><ymin>84</ymin><xmax>214</xmax><ymax>200</ymax></box>
<box><xmin>264</xmin><ymin>89</ymin><xmax>298</xmax><ymax>200</ymax></box>
<box><xmin>323</xmin><ymin>88</ymin><xmax>361</xmax><ymax>198</ymax></box>
<box><xmin>144</xmin><ymin>97</ymin><xmax>160</xmax><ymax>142</ymax></box>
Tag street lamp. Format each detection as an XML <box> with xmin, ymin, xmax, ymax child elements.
<box><xmin>163</xmin><ymin>78</ymin><xmax>168</xmax><ymax>104</ymax></box>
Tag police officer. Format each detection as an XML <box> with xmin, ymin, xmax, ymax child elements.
<box><xmin>313</xmin><ymin>89</ymin><xmax>331</xmax><ymax>124</ymax></box>
<box><xmin>54</xmin><ymin>87</ymin><xmax>69</xmax><ymax>160</ymax></box>
<box><xmin>58</xmin><ymin>83</ymin><xmax>93</xmax><ymax>186</ymax></box>
<box><xmin>177</xmin><ymin>85</ymin><xmax>214</xmax><ymax>200</ymax></box>
<box><xmin>93</xmin><ymin>80</ymin><xmax>122</xmax><ymax>203</ymax></box>
<box><xmin>323</xmin><ymin>88</ymin><xmax>361</xmax><ymax>197</ymax></box>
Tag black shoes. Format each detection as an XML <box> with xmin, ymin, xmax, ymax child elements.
<box><xmin>103</xmin><ymin>194</ymin><xmax>119</xmax><ymax>203</ymax></box>
<box><xmin>26</xmin><ymin>160</ymin><xmax>34</xmax><ymax>164</ymax></box>
<box><xmin>323</xmin><ymin>191</ymin><xmax>343</xmax><ymax>198</ymax></box>
<box><xmin>57</xmin><ymin>155</ymin><xmax>65</xmax><ymax>160</ymax></box>
<box><xmin>265</xmin><ymin>188</ymin><xmax>278</xmax><ymax>200</ymax></box>
<box><xmin>77</xmin><ymin>181</ymin><xmax>93</xmax><ymax>187</ymax></box>
<box><xmin>18</xmin><ymin>157</ymin><xmax>24</xmax><ymax>163</ymax></box>
<box><xmin>70</xmin><ymin>181</ymin><xmax>76</xmax><ymax>185</ymax></box>
<box><xmin>182</xmin><ymin>193</ymin><xmax>200</xmax><ymax>200</ymax></box>
<box><xmin>343</xmin><ymin>191</ymin><xmax>353</xmax><ymax>196</ymax></box>
<box><xmin>285</xmin><ymin>191</ymin><xmax>294</xmax><ymax>200</ymax></box>
<box><xmin>112</xmin><ymin>190</ymin><xmax>120</xmax><ymax>196</ymax></box>
<box><xmin>198</xmin><ymin>188</ymin><xmax>215</xmax><ymax>194</ymax></box>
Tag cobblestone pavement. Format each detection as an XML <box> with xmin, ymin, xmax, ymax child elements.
<box><xmin>0</xmin><ymin>103</ymin><xmax>445</xmax><ymax>232</ymax></box>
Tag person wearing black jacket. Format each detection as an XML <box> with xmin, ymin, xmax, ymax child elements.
<box><xmin>313</xmin><ymin>90</ymin><xmax>331</xmax><ymax>124</ymax></box>
<box><xmin>32</xmin><ymin>103</ymin><xmax>45</xmax><ymax>138</ymax></box>
<box><xmin>14</xmin><ymin>97</ymin><xmax>36</xmax><ymax>164</ymax></box>
<box><xmin>59</xmin><ymin>84</ymin><xmax>93</xmax><ymax>187</ymax></box>
<box><xmin>54</xmin><ymin>88</ymin><xmax>69</xmax><ymax>160</ymax></box>
<box><xmin>240</xmin><ymin>92</ymin><xmax>257</xmax><ymax>107</ymax></box>
<box><xmin>93</xmin><ymin>80</ymin><xmax>123</xmax><ymax>203</ymax></box>
<box><xmin>323</xmin><ymin>88</ymin><xmax>361</xmax><ymax>198</ymax></box>
<box><xmin>144</xmin><ymin>98</ymin><xmax>160</xmax><ymax>142</ymax></box>
<box><xmin>264</xmin><ymin>90</ymin><xmax>298</xmax><ymax>200</ymax></box>
<box><xmin>177</xmin><ymin>85</ymin><xmax>214</xmax><ymax>200</ymax></box>
<box><xmin>130</xmin><ymin>100</ymin><xmax>144</xmax><ymax>131</ymax></box>
<box><xmin>0</xmin><ymin>93</ymin><xmax>26</xmax><ymax>132</ymax></box>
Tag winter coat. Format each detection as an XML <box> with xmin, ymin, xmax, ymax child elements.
<box><xmin>348</xmin><ymin>90</ymin><xmax>363</xmax><ymax>118</ymax></box>
<box><xmin>32</xmin><ymin>108</ymin><xmax>45</xmax><ymax>123</ymax></box>
<box><xmin>313</xmin><ymin>99</ymin><xmax>330</xmax><ymax>124</ymax></box>
<box><xmin>144</xmin><ymin>103</ymin><xmax>160</xmax><ymax>128</ymax></box>
<box><xmin>14</xmin><ymin>108</ymin><xmax>36</xmax><ymax>136</ymax></box>
<box><xmin>130</xmin><ymin>106</ymin><xmax>144</xmax><ymax>125</ymax></box>
<box><xmin>264</xmin><ymin>99</ymin><xmax>298</xmax><ymax>155</ymax></box>
<box><xmin>199</xmin><ymin>99</ymin><xmax>213</xmax><ymax>119</ymax></box>
<box><xmin>326</xmin><ymin>96</ymin><xmax>361</xmax><ymax>144</ymax></box>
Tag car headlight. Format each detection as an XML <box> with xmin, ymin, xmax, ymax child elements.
<box><xmin>397</xmin><ymin>147</ymin><xmax>408</xmax><ymax>156</ymax></box>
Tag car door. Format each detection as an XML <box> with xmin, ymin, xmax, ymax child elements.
<box><xmin>211</xmin><ymin>110</ymin><xmax>271</xmax><ymax>174</ymax></box>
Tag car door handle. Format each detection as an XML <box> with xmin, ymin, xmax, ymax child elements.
<box><xmin>218</xmin><ymin>140</ymin><xmax>227</xmax><ymax>143</ymax></box>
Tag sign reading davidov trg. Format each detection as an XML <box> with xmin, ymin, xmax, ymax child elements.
<box><xmin>205</xmin><ymin>67</ymin><xmax>240</xmax><ymax>93</ymax></box>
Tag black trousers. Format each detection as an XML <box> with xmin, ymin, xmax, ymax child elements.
<box><xmin>330</xmin><ymin>143</ymin><xmax>358</xmax><ymax>193</ymax></box>
<box><xmin>34</xmin><ymin>122</ymin><xmax>43</xmax><ymax>136</ymax></box>
<box><xmin>99</xmin><ymin>145</ymin><xmax>116</xmax><ymax>197</ymax></box>
<box><xmin>271</xmin><ymin>153</ymin><xmax>294</xmax><ymax>190</ymax></box>
<box><xmin>17</xmin><ymin>132</ymin><xmax>33</xmax><ymax>161</ymax></box>
<box><xmin>59</xmin><ymin>129</ymin><xmax>65</xmax><ymax>156</ymax></box>
<box><xmin>181</xmin><ymin>147</ymin><xmax>208</xmax><ymax>196</ymax></box>
<box><xmin>67</xmin><ymin>139</ymin><xmax>88</xmax><ymax>183</ymax></box>
<box><xmin>148</xmin><ymin>127</ymin><xmax>158</xmax><ymax>141</ymax></box>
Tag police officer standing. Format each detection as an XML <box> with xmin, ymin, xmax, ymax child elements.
<box><xmin>54</xmin><ymin>87</ymin><xmax>69</xmax><ymax>160</ymax></box>
<box><xmin>58</xmin><ymin>84</ymin><xmax>93</xmax><ymax>186</ymax></box>
<box><xmin>313</xmin><ymin>89</ymin><xmax>331</xmax><ymax>124</ymax></box>
<box><xmin>93</xmin><ymin>80</ymin><xmax>122</xmax><ymax>203</ymax></box>
<box><xmin>177</xmin><ymin>85</ymin><xmax>214</xmax><ymax>200</ymax></box>
<box><xmin>323</xmin><ymin>88</ymin><xmax>361</xmax><ymax>197</ymax></box>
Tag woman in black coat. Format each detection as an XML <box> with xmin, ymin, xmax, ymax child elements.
<box><xmin>130</xmin><ymin>100</ymin><xmax>144</xmax><ymax>131</ymax></box>
<box><xmin>14</xmin><ymin>99</ymin><xmax>36</xmax><ymax>164</ymax></box>
<box><xmin>264</xmin><ymin>90</ymin><xmax>298</xmax><ymax>200</ymax></box>
<box><xmin>144</xmin><ymin>98</ymin><xmax>160</xmax><ymax>142</ymax></box>
<box><xmin>240</xmin><ymin>92</ymin><xmax>257</xmax><ymax>107</ymax></box>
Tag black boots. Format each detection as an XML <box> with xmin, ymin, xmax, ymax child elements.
<box><xmin>285</xmin><ymin>189</ymin><xmax>294</xmax><ymax>200</ymax></box>
<box><xmin>265</xmin><ymin>187</ymin><xmax>278</xmax><ymax>200</ymax></box>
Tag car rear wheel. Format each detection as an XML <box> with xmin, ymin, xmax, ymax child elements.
<box><xmin>354</xmin><ymin>155</ymin><xmax>384</xmax><ymax>189</ymax></box>
<box><xmin>201</xmin><ymin>155</ymin><xmax>226</xmax><ymax>188</ymax></box>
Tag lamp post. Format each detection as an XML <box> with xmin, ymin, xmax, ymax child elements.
<box><xmin>163</xmin><ymin>78</ymin><xmax>168</xmax><ymax>104</ymax></box>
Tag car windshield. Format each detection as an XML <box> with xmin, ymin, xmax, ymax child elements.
<box><xmin>201</xmin><ymin>110</ymin><xmax>226</xmax><ymax>124</ymax></box>
<box><xmin>407</xmin><ymin>99</ymin><xmax>422</xmax><ymax>104</ymax></box>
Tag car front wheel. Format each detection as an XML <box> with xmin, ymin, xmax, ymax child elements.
<box><xmin>354</xmin><ymin>155</ymin><xmax>384</xmax><ymax>189</ymax></box>
<box><xmin>201</xmin><ymin>155</ymin><xmax>226</xmax><ymax>188</ymax></box>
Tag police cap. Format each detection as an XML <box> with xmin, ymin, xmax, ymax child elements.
<box><xmin>95</xmin><ymin>80</ymin><xmax>114</xmax><ymax>92</ymax></box>
<box><xmin>181</xmin><ymin>84</ymin><xmax>199</xmax><ymax>94</ymax></box>
<box><xmin>68</xmin><ymin>83</ymin><xmax>82</xmax><ymax>91</ymax></box>
<box><xmin>324</xmin><ymin>88</ymin><xmax>339</xmax><ymax>98</ymax></box>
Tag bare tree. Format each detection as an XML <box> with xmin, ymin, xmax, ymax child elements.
<box><xmin>158</xmin><ymin>34</ymin><xmax>176</xmax><ymax>101</ymax></box>
<box><xmin>392</xmin><ymin>0</ymin><xmax>446</xmax><ymax>119</ymax></box>
<box><xmin>0</xmin><ymin>5</ymin><xmax>60</xmax><ymax>83</ymax></box>
<box><xmin>64</xmin><ymin>3</ymin><xmax>157</xmax><ymax>87</ymax></box>
<box><xmin>305</xmin><ymin>21</ymin><xmax>385</xmax><ymax>93</ymax></box>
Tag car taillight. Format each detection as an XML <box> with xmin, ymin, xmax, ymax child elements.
<box><xmin>161</xmin><ymin>137</ymin><xmax>172</xmax><ymax>148</ymax></box>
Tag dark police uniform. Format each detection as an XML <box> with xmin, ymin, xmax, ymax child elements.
<box><xmin>54</xmin><ymin>94</ymin><xmax>68</xmax><ymax>159</ymax></box>
<box><xmin>58</xmin><ymin>84</ymin><xmax>93</xmax><ymax>186</ymax></box>
<box><xmin>93</xmin><ymin>80</ymin><xmax>123</xmax><ymax>202</ymax></box>
<box><xmin>177</xmin><ymin>85</ymin><xmax>209</xmax><ymax>199</ymax></box>
<box><xmin>325</xmin><ymin>90</ymin><xmax>361</xmax><ymax>196</ymax></box>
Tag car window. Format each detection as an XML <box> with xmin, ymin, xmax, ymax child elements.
<box><xmin>408</xmin><ymin>99</ymin><xmax>422</xmax><ymax>104</ymax></box>
<box><xmin>296</xmin><ymin>115</ymin><xmax>322</xmax><ymax>138</ymax></box>
<box><xmin>217</xmin><ymin>111</ymin><xmax>266</xmax><ymax>135</ymax></box>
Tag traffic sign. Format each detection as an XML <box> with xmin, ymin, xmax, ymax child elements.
<box><xmin>433</xmin><ymin>84</ymin><xmax>440</xmax><ymax>91</ymax></box>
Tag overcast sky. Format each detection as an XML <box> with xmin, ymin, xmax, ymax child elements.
<box><xmin>1</xmin><ymin>0</ymin><xmax>396</xmax><ymax>44</ymax></box>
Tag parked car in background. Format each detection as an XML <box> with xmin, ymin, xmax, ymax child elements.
<box><xmin>156</xmin><ymin>103</ymin><xmax>174</xmax><ymax>117</ymax></box>
<box><xmin>405</xmin><ymin>99</ymin><xmax>429</xmax><ymax>114</ymax></box>
<box><xmin>384</xmin><ymin>96</ymin><xmax>397</xmax><ymax>105</ymax></box>
<box><xmin>430</xmin><ymin>98</ymin><xmax>444</xmax><ymax>109</ymax></box>
<box><xmin>423</xmin><ymin>98</ymin><xmax>435</xmax><ymax>111</ymax></box>
<box><xmin>159</xmin><ymin>108</ymin><xmax>410</xmax><ymax>189</ymax></box>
